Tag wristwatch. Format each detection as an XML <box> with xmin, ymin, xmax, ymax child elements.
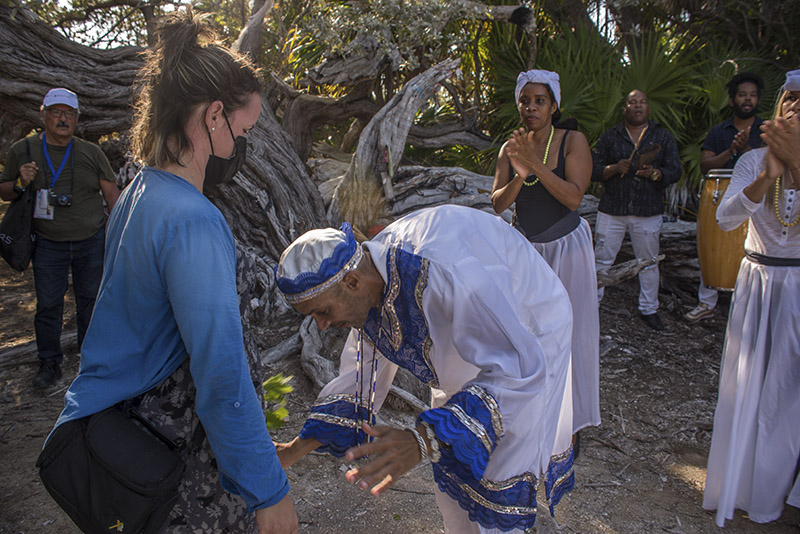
<box><xmin>13</xmin><ymin>177</ymin><xmax>26</xmax><ymax>194</ymax></box>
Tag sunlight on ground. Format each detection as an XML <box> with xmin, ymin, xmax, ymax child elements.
<box><xmin>581</xmin><ymin>516</ymin><xmax>619</xmax><ymax>533</ymax></box>
<box><xmin>1</xmin><ymin>380</ymin><xmax>24</xmax><ymax>408</ymax></box>
<box><xmin>668</xmin><ymin>462</ymin><xmax>707</xmax><ymax>494</ymax></box>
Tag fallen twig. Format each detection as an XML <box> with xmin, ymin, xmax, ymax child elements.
<box><xmin>615</xmin><ymin>462</ymin><xmax>631</xmax><ymax>478</ymax></box>
<box><xmin>584</xmin><ymin>435</ymin><xmax>626</xmax><ymax>455</ymax></box>
<box><xmin>387</xmin><ymin>487</ymin><xmax>434</xmax><ymax>496</ymax></box>
<box><xmin>583</xmin><ymin>481</ymin><xmax>622</xmax><ymax>488</ymax></box>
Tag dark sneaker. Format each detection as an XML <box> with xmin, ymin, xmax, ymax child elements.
<box><xmin>640</xmin><ymin>312</ymin><xmax>665</xmax><ymax>332</ymax></box>
<box><xmin>33</xmin><ymin>360</ymin><xmax>62</xmax><ymax>389</ymax></box>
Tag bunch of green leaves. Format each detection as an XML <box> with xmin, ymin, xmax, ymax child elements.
<box><xmin>284</xmin><ymin>0</ymin><xmax>481</xmax><ymax>82</ymax></box>
<box><xmin>263</xmin><ymin>373</ymin><xmax>294</xmax><ymax>430</ymax></box>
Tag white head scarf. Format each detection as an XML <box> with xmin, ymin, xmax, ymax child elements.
<box><xmin>784</xmin><ymin>69</ymin><xmax>800</xmax><ymax>91</ymax></box>
<box><xmin>515</xmin><ymin>70</ymin><xmax>561</xmax><ymax>108</ymax></box>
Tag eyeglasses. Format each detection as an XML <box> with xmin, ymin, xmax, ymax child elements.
<box><xmin>45</xmin><ymin>108</ymin><xmax>78</xmax><ymax>120</ymax></box>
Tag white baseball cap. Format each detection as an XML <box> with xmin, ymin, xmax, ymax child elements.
<box><xmin>42</xmin><ymin>88</ymin><xmax>79</xmax><ymax>111</ymax></box>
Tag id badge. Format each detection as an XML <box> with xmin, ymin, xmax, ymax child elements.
<box><xmin>34</xmin><ymin>189</ymin><xmax>54</xmax><ymax>220</ymax></box>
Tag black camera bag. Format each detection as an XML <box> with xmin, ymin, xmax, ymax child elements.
<box><xmin>36</xmin><ymin>406</ymin><xmax>186</xmax><ymax>534</ymax></box>
<box><xmin>0</xmin><ymin>139</ymin><xmax>36</xmax><ymax>272</ymax></box>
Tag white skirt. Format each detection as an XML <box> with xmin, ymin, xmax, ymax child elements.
<box><xmin>703</xmin><ymin>258</ymin><xmax>800</xmax><ymax>526</ymax></box>
<box><xmin>532</xmin><ymin>218</ymin><xmax>601</xmax><ymax>432</ymax></box>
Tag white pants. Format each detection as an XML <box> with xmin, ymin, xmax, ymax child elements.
<box><xmin>594</xmin><ymin>212</ymin><xmax>662</xmax><ymax>315</ymax></box>
<box><xmin>697</xmin><ymin>273</ymin><xmax>719</xmax><ymax>308</ymax></box>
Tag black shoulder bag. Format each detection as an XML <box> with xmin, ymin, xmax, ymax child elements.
<box><xmin>0</xmin><ymin>139</ymin><xmax>36</xmax><ymax>271</ymax></box>
<box><xmin>36</xmin><ymin>405</ymin><xmax>201</xmax><ymax>534</ymax></box>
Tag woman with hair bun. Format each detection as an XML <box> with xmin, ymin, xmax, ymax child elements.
<box><xmin>491</xmin><ymin>70</ymin><xmax>601</xmax><ymax>455</ymax></box>
<box><xmin>45</xmin><ymin>12</ymin><xmax>297</xmax><ymax>533</ymax></box>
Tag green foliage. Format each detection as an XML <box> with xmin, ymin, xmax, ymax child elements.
<box><xmin>285</xmin><ymin>0</ymin><xmax>479</xmax><ymax>82</ymax></box>
<box><xmin>263</xmin><ymin>373</ymin><xmax>294</xmax><ymax>430</ymax></box>
<box><xmin>480</xmin><ymin>12</ymin><xmax>789</xmax><ymax>214</ymax></box>
<box><xmin>24</xmin><ymin>0</ymin><xmax>798</xmax><ymax>204</ymax></box>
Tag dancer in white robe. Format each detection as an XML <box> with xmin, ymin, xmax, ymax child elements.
<box><xmin>274</xmin><ymin>205</ymin><xmax>574</xmax><ymax>533</ymax></box>
<box><xmin>703</xmin><ymin>69</ymin><xmax>800</xmax><ymax>527</ymax></box>
<box><xmin>491</xmin><ymin>69</ymin><xmax>601</xmax><ymax>435</ymax></box>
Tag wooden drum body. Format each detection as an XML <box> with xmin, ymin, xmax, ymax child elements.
<box><xmin>697</xmin><ymin>169</ymin><xmax>748</xmax><ymax>290</ymax></box>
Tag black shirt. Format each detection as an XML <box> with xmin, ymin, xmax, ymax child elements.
<box><xmin>591</xmin><ymin>120</ymin><xmax>681</xmax><ymax>217</ymax></box>
<box><xmin>701</xmin><ymin>117</ymin><xmax>764</xmax><ymax>169</ymax></box>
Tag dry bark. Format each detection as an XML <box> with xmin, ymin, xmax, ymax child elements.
<box><xmin>330</xmin><ymin>59</ymin><xmax>460</xmax><ymax>231</ymax></box>
<box><xmin>0</xmin><ymin>5</ymin><xmax>141</xmax><ymax>157</ymax></box>
<box><xmin>0</xmin><ymin>4</ymin><xmax>329</xmax><ymax>354</ymax></box>
<box><xmin>597</xmin><ymin>255</ymin><xmax>665</xmax><ymax>289</ymax></box>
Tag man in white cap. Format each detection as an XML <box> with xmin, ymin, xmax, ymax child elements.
<box><xmin>274</xmin><ymin>204</ymin><xmax>575</xmax><ymax>533</ymax></box>
<box><xmin>0</xmin><ymin>88</ymin><xmax>119</xmax><ymax>388</ymax></box>
<box><xmin>591</xmin><ymin>89</ymin><xmax>681</xmax><ymax>331</ymax></box>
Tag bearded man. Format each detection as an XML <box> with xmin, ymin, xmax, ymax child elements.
<box><xmin>685</xmin><ymin>72</ymin><xmax>766</xmax><ymax>322</ymax></box>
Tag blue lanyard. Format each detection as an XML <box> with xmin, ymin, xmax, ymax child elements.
<box><xmin>41</xmin><ymin>133</ymin><xmax>73</xmax><ymax>189</ymax></box>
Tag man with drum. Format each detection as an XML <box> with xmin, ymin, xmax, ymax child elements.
<box><xmin>591</xmin><ymin>89</ymin><xmax>682</xmax><ymax>331</ymax></box>
<box><xmin>684</xmin><ymin>72</ymin><xmax>765</xmax><ymax>322</ymax></box>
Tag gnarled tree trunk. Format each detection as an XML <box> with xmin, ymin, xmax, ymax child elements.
<box><xmin>0</xmin><ymin>3</ymin><xmax>328</xmax><ymax>355</ymax></box>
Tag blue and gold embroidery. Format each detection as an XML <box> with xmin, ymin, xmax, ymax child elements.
<box><xmin>418</xmin><ymin>385</ymin><xmax>503</xmax><ymax>480</ymax></box>
<box><xmin>363</xmin><ymin>247</ymin><xmax>438</xmax><ymax>387</ymax></box>
<box><xmin>298</xmin><ymin>394</ymin><xmax>375</xmax><ymax>456</ymax></box>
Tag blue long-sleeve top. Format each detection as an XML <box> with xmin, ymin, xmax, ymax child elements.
<box><xmin>54</xmin><ymin>167</ymin><xmax>288</xmax><ymax>511</ymax></box>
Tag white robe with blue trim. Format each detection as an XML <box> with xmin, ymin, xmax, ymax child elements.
<box><xmin>299</xmin><ymin>205</ymin><xmax>574</xmax><ymax>533</ymax></box>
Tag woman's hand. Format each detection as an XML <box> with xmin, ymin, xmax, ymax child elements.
<box><xmin>506</xmin><ymin>128</ymin><xmax>542</xmax><ymax>178</ymax></box>
<box><xmin>761</xmin><ymin>117</ymin><xmax>800</xmax><ymax>169</ymax></box>
<box><xmin>255</xmin><ymin>494</ymin><xmax>298</xmax><ymax>534</ymax></box>
<box><xmin>343</xmin><ymin>423</ymin><xmax>422</xmax><ymax>497</ymax></box>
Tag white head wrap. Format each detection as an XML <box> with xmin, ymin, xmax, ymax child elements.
<box><xmin>784</xmin><ymin>69</ymin><xmax>800</xmax><ymax>91</ymax></box>
<box><xmin>515</xmin><ymin>70</ymin><xmax>561</xmax><ymax>108</ymax></box>
<box><xmin>274</xmin><ymin>223</ymin><xmax>363</xmax><ymax>305</ymax></box>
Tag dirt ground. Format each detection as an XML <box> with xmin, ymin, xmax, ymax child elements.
<box><xmin>1</xmin><ymin>205</ymin><xmax>798</xmax><ymax>533</ymax></box>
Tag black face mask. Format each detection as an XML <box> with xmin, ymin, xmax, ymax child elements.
<box><xmin>204</xmin><ymin>113</ymin><xmax>247</xmax><ymax>189</ymax></box>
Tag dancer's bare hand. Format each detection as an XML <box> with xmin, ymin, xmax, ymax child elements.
<box><xmin>344</xmin><ymin>423</ymin><xmax>422</xmax><ymax>497</ymax></box>
<box><xmin>506</xmin><ymin>128</ymin><xmax>542</xmax><ymax>172</ymax></box>
<box><xmin>761</xmin><ymin>117</ymin><xmax>800</xmax><ymax>168</ymax></box>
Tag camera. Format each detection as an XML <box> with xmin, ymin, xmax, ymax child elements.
<box><xmin>48</xmin><ymin>191</ymin><xmax>72</xmax><ymax>207</ymax></box>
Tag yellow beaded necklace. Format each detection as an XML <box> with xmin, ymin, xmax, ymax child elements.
<box><xmin>773</xmin><ymin>174</ymin><xmax>800</xmax><ymax>228</ymax></box>
<box><xmin>523</xmin><ymin>126</ymin><xmax>555</xmax><ymax>187</ymax></box>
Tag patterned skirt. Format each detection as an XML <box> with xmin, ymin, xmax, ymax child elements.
<box><xmin>134</xmin><ymin>358</ymin><xmax>259</xmax><ymax>534</ymax></box>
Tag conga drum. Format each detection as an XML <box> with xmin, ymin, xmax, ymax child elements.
<box><xmin>696</xmin><ymin>169</ymin><xmax>748</xmax><ymax>290</ymax></box>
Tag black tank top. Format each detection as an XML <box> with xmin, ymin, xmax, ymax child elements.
<box><xmin>512</xmin><ymin>131</ymin><xmax>580</xmax><ymax>242</ymax></box>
